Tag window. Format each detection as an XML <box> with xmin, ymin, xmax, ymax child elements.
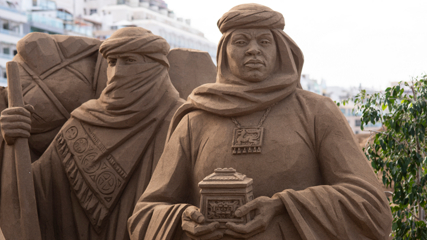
<box><xmin>9</xmin><ymin>22</ymin><xmax>20</xmax><ymax>33</ymax></box>
<box><xmin>90</xmin><ymin>9</ymin><xmax>97</xmax><ymax>15</ymax></box>
<box><xmin>3</xmin><ymin>48</ymin><xmax>10</xmax><ymax>55</ymax></box>
<box><xmin>33</xmin><ymin>0</ymin><xmax>37</xmax><ymax>6</ymax></box>
<box><xmin>355</xmin><ymin>119</ymin><xmax>361</xmax><ymax>127</ymax></box>
<box><xmin>340</xmin><ymin>108</ymin><xmax>346</xmax><ymax>115</ymax></box>
<box><xmin>3</xmin><ymin>72</ymin><xmax>6</xmax><ymax>79</ymax></box>
<box><xmin>13</xmin><ymin>50</ymin><xmax>17</xmax><ymax>56</ymax></box>
<box><xmin>2</xmin><ymin>21</ymin><xmax>9</xmax><ymax>30</ymax></box>
<box><xmin>84</xmin><ymin>8</ymin><xmax>87</xmax><ymax>15</ymax></box>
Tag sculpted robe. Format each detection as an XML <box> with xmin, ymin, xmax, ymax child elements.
<box><xmin>32</xmin><ymin>97</ymin><xmax>182</xmax><ymax>239</ymax></box>
<box><xmin>0</xmin><ymin>28</ymin><xmax>185</xmax><ymax>240</ymax></box>
<box><xmin>128</xmin><ymin>89</ymin><xmax>392</xmax><ymax>240</ymax></box>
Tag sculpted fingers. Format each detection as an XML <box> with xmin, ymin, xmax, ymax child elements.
<box><xmin>1</xmin><ymin>115</ymin><xmax>32</xmax><ymax>144</ymax></box>
<box><xmin>183</xmin><ymin>206</ymin><xmax>205</xmax><ymax>224</ymax></box>
<box><xmin>182</xmin><ymin>206</ymin><xmax>220</xmax><ymax>238</ymax></box>
<box><xmin>0</xmin><ymin>113</ymin><xmax>32</xmax><ymax>129</ymax></box>
<box><xmin>182</xmin><ymin>221</ymin><xmax>220</xmax><ymax>236</ymax></box>
<box><xmin>1</xmin><ymin>128</ymin><xmax>30</xmax><ymax>145</ymax></box>
<box><xmin>3</xmin><ymin>128</ymin><xmax>31</xmax><ymax>138</ymax></box>
<box><xmin>1</xmin><ymin>107</ymin><xmax>31</xmax><ymax>118</ymax></box>
<box><xmin>234</xmin><ymin>197</ymin><xmax>266</xmax><ymax>218</ymax></box>
<box><xmin>226</xmin><ymin>216</ymin><xmax>267</xmax><ymax>234</ymax></box>
<box><xmin>1</xmin><ymin>115</ymin><xmax>32</xmax><ymax>127</ymax></box>
<box><xmin>24</xmin><ymin>104</ymin><xmax>35</xmax><ymax>114</ymax></box>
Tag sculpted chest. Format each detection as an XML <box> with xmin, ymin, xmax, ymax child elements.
<box><xmin>191</xmin><ymin>107</ymin><xmax>322</xmax><ymax>198</ymax></box>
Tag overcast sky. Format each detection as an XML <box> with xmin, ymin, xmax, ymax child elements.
<box><xmin>167</xmin><ymin>0</ymin><xmax>427</xmax><ymax>90</ymax></box>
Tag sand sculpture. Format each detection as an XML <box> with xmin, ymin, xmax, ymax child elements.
<box><xmin>0</xmin><ymin>33</ymin><xmax>215</xmax><ymax>162</ymax></box>
<box><xmin>1</xmin><ymin>33</ymin><xmax>108</xmax><ymax>159</ymax></box>
<box><xmin>0</xmin><ymin>3</ymin><xmax>392</xmax><ymax>240</ymax></box>
<box><xmin>0</xmin><ymin>27</ymin><xmax>201</xmax><ymax>240</ymax></box>
<box><xmin>0</xmin><ymin>30</ymin><xmax>215</xmax><ymax>239</ymax></box>
<box><xmin>128</xmin><ymin>4</ymin><xmax>393</xmax><ymax>240</ymax></box>
<box><xmin>168</xmin><ymin>48</ymin><xmax>217</xmax><ymax>99</ymax></box>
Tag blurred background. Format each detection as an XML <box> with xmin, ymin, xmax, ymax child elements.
<box><xmin>0</xmin><ymin>0</ymin><xmax>426</xmax><ymax>134</ymax></box>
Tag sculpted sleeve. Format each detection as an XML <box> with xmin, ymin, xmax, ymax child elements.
<box><xmin>128</xmin><ymin>114</ymin><xmax>193</xmax><ymax>240</ymax></box>
<box><xmin>274</xmin><ymin>98</ymin><xmax>392</xmax><ymax>240</ymax></box>
<box><xmin>28</xmin><ymin>141</ymin><xmax>80</xmax><ymax>240</ymax></box>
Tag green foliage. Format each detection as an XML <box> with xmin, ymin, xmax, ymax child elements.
<box><xmin>344</xmin><ymin>74</ymin><xmax>427</xmax><ymax>239</ymax></box>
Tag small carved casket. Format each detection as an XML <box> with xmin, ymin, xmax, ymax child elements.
<box><xmin>198</xmin><ymin>168</ymin><xmax>253</xmax><ymax>228</ymax></box>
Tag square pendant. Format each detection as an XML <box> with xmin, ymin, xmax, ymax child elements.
<box><xmin>231</xmin><ymin>127</ymin><xmax>264</xmax><ymax>154</ymax></box>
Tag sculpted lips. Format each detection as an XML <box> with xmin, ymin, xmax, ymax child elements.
<box><xmin>244</xmin><ymin>59</ymin><xmax>265</xmax><ymax>68</ymax></box>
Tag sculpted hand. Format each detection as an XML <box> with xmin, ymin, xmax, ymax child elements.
<box><xmin>181</xmin><ymin>206</ymin><xmax>223</xmax><ymax>240</ymax></box>
<box><xmin>225</xmin><ymin>196</ymin><xmax>285</xmax><ymax>239</ymax></box>
<box><xmin>0</xmin><ymin>105</ymin><xmax>34</xmax><ymax>145</ymax></box>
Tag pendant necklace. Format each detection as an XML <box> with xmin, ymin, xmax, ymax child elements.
<box><xmin>230</xmin><ymin>103</ymin><xmax>277</xmax><ymax>155</ymax></box>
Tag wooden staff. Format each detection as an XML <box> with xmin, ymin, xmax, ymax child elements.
<box><xmin>2</xmin><ymin>61</ymin><xmax>42</xmax><ymax>240</ymax></box>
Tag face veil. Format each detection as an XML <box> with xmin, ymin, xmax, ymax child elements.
<box><xmin>71</xmin><ymin>27</ymin><xmax>179</xmax><ymax>128</ymax></box>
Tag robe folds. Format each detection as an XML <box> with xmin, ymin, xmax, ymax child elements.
<box><xmin>30</xmin><ymin>96</ymin><xmax>183</xmax><ymax>240</ymax></box>
<box><xmin>128</xmin><ymin>89</ymin><xmax>392</xmax><ymax>240</ymax></box>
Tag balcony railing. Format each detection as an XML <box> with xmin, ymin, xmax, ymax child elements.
<box><xmin>0</xmin><ymin>28</ymin><xmax>24</xmax><ymax>37</ymax></box>
<box><xmin>0</xmin><ymin>78</ymin><xmax>7</xmax><ymax>87</ymax></box>
<box><xmin>0</xmin><ymin>5</ymin><xmax>26</xmax><ymax>15</ymax></box>
<box><xmin>0</xmin><ymin>53</ymin><xmax>14</xmax><ymax>60</ymax></box>
<box><xmin>64</xmin><ymin>24</ymin><xmax>93</xmax><ymax>37</ymax></box>
<box><xmin>28</xmin><ymin>14</ymin><xmax>63</xmax><ymax>30</ymax></box>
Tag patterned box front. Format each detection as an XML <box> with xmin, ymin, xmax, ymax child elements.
<box><xmin>199</xmin><ymin>168</ymin><xmax>254</xmax><ymax>228</ymax></box>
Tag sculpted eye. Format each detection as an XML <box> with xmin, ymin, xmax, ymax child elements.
<box><xmin>108</xmin><ymin>59</ymin><xmax>117</xmax><ymax>66</ymax></box>
<box><xmin>235</xmin><ymin>40</ymin><xmax>247</xmax><ymax>45</ymax></box>
<box><xmin>260</xmin><ymin>39</ymin><xmax>271</xmax><ymax>45</ymax></box>
<box><xmin>127</xmin><ymin>58</ymin><xmax>136</xmax><ymax>63</ymax></box>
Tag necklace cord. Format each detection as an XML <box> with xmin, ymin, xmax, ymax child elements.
<box><xmin>231</xmin><ymin>102</ymin><xmax>277</xmax><ymax>128</ymax></box>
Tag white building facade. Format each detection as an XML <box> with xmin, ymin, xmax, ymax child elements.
<box><xmin>326</xmin><ymin>86</ymin><xmax>382</xmax><ymax>134</ymax></box>
<box><xmin>0</xmin><ymin>0</ymin><xmax>27</xmax><ymax>86</ymax></box>
<box><xmin>84</xmin><ymin>0</ymin><xmax>217</xmax><ymax>62</ymax></box>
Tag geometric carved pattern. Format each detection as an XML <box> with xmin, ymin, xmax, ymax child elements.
<box><xmin>232</xmin><ymin>127</ymin><xmax>263</xmax><ymax>154</ymax></box>
<box><xmin>207</xmin><ymin>200</ymin><xmax>241</xmax><ymax>220</ymax></box>
<box><xmin>73</xmin><ymin>138</ymin><xmax>88</xmax><ymax>153</ymax></box>
<box><xmin>81</xmin><ymin>152</ymin><xmax>100</xmax><ymax>173</ymax></box>
<box><xmin>65</xmin><ymin>126</ymin><xmax>78</xmax><ymax>140</ymax></box>
<box><xmin>96</xmin><ymin>171</ymin><xmax>116</xmax><ymax>195</ymax></box>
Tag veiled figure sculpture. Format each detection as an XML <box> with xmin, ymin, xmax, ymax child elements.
<box><xmin>0</xmin><ymin>27</ymin><xmax>185</xmax><ymax>240</ymax></box>
<box><xmin>128</xmin><ymin>4</ymin><xmax>393</xmax><ymax>240</ymax></box>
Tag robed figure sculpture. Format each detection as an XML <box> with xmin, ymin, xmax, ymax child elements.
<box><xmin>0</xmin><ymin>27</ymin><xmax>184</xmax><ymax>240</ymax></box>
<box><xmin>128</xmin><ymin>4</ymin><xmax>392</xmax><ymax>240</ymax></box>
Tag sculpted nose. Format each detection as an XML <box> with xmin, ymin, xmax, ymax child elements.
<box><xmin>245</xmin><ymin>42</ymin><xmax>261</xmax><ymax>56</ymax></box>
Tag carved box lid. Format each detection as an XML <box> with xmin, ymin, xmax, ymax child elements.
<box><xmin>198</xmin><ymin>168</ymin><xmax>253</xmax><ymax>189</ymax></box>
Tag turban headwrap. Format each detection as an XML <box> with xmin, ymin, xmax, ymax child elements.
<box><xmin>168</xmin><ymin>4</ymin><xmax>304</xmax><ymax>137</ymax></box>
<box><xmin>99</xmin><ymin>27</ymin><xmax>170</xmax><ymax>68</ymax></box>
<box><xmin>72</xmin><ymin>27</ymin><xmax>179</xmax><ymax>129</ymax></box>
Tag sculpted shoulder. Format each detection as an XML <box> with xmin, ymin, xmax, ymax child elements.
<box><xmin>293</xmin><ymin>88</ymin><xmax>339</xmax><ymax>113</ymax></box>
<box><xmin>186</xmin><ymin>109</ymin><xmax>226</xmax><ymax>128</ymax></box>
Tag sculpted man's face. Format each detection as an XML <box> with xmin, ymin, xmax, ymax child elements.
<box><xmin>107</xmin><ymin>53</ymin><xmax>151</xmax><ymax>68</ymax></box>
<box><xmin>106</xmin><ymin>53</ymin><xmax>155</xmax><ymax>79</ymax></box>
<box><xmin>226</xmin><ymin>28</ymin><xmax>277</xmax><ymax>82</ymax></box>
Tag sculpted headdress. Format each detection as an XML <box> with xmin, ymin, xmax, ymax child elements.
<box><xmin>168</xmin><ymin>4</ymin><xmax>304</xmax><ymax>137</ymax></box>
<box><xmin>72</xmin><ymin>27</ymin><xmax>178</xmax><ymax>128</ymax></box>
